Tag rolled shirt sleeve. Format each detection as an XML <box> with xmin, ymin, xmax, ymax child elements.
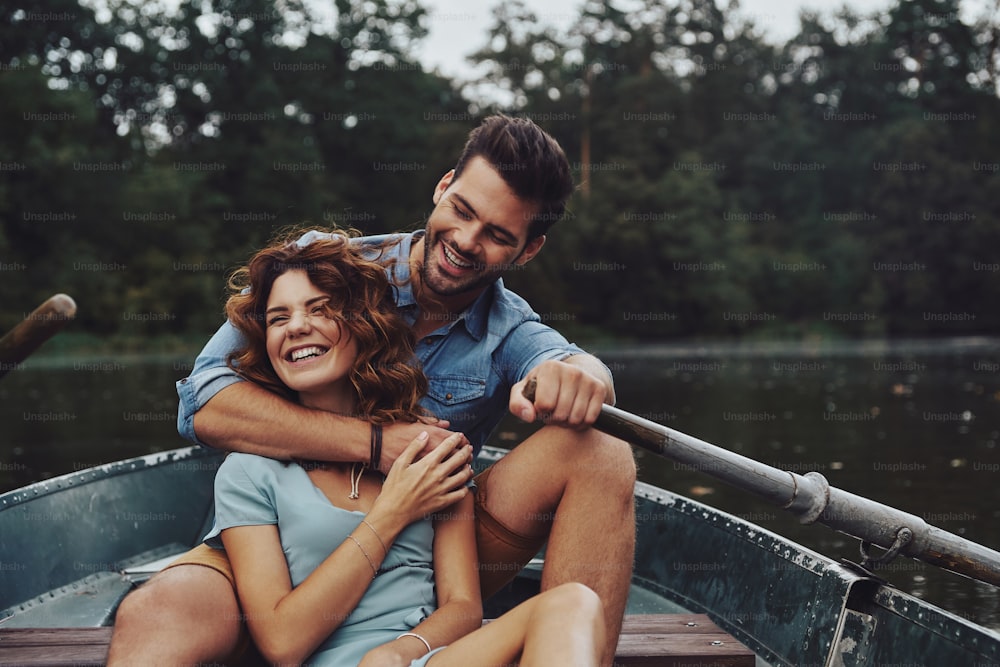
<box><xmin>496</xmin><ymin>319</ymin><xmax>597</xmax><ymax>386</ymax></box>
<box><xmin>176</xmin><ymin>320</ymin><xmax>248</xmax><ymax>445</ymax></box>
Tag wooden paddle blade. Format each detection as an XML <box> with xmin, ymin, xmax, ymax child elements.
<box><xmin>0</xmin><ymin>294</ymin><xmax>77</xmax><ymax>379</ymax></box>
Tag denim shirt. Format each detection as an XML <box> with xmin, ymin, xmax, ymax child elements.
<box><xmin>176</xmin><ymin>231</ymin><xmax>599</xmax><ymax>454</ymax></box>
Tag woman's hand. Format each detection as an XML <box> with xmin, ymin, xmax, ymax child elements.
<box><xmin>357</xmin><ymin>640</ymin><xmax>421</xmax><ymax>667</ymax></box>
<box><xmin>370</xmin><ymin>431</ymin><xmax>473</xmax><ymax>526</ymax></box>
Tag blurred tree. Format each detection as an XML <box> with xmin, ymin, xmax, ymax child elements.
<box><xmin>882</xmin><ymin>0</ymin><xmax>989</xmax><ymax>102</ymax></box>
<box><xmin>2</xmin><ymin>0</ymin><xmax>999</xmax><ymax>343</ymax></box>
<box><xmin>1</xmin><ymin>0</ymin><xmax>466</xmax><ymax>342</ymax></box>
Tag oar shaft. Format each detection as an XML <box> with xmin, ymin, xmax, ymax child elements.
<box><xmin>597</xmin><ymin>404</ymin><xmax>800</xmax><ymax>506</ymax></box>
<box><xmin>594</xmin><ymin>403</ymin><xmax>1000</xmax><ymax>586</ymax></box>
<box><xmin>0</xmin><ymin>294</ymin><xmax>77</xmax><ymax>379</ymax></box>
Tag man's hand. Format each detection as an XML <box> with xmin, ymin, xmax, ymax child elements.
<box><xmin>509</xmin><ymin>359</ymin><xmax>608</xmax><ymax>429</ymax></box>
<box><xmin>378</xmin><ymin>418</ymin><xmax>468</xmax><ymax>473</ymax></box>
<box><xmin>373</xmin><ymin>432</ymin><xmax>472</xmax><ymax>526</ymax></box>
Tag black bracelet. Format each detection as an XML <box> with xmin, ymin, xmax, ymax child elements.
<box><xmin>370</xmin><ymin>423</ymin><xmax>383</xmax><ymax>471</ymax></box>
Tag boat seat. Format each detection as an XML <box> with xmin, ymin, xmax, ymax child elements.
<box><xmin>0</xmin><ymin>544</ymin><xmax>192</xmax><ymax>630</ymax></box>
<box><xmin>0</xmin><ymin>613</ymin><xmax>754</xmax><ymax>666</ymax></box>
<box><xmin>0</xmin><ymin>572</ymin><xmax>132</xmax><ymax>630</ymax></box>
<box><xmin>614</xmin><ymin>614</ymin><xmax>755</xmax><ymax>665</ymax></box>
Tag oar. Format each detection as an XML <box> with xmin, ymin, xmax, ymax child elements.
<box><xmin>524</xmin><ymin>379</ymin><xmax>1000</xmax><ymax>587</ymax></box>
<box><xmin>0</xmin><ymin>294</ymin><xmax>77</xmax><ymax>380</ymax></box>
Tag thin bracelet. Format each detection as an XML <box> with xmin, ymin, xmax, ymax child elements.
<box><xmin>397</xmin><ymin>632</ymin><xmax>432</xmax><ymax>654</ymax></box>
<box><xmin>370</xmin><ymin>423</ymin><xmax>383</xmax><ymax>471</ymax></box>
<box><xmin>348</xmin><ymin>535</ymin><xmax>378</xmax><ymax>579</ymax></box>
<box><xmin>361</xmin><ymin>519</ymin><xmax>389</xmax><ymax>556</ymax></box>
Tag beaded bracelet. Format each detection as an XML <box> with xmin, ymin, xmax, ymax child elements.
<box><xmin>348</xmin><ymin>535</ymin><xmax>377</xmax><ymax>579</ymax></box>
<box><xmin>361</xmin><ymin>519</ymin><xmax>388</xmax><ymax>557</ymax></box>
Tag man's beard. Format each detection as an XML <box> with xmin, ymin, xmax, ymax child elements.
<box><xmin>420</xmin><ymin>229</ymin><xmax>503</xmax><ymax>297</ymax></box>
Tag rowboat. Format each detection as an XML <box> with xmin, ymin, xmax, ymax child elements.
<box><xmin>2</xmin><ymin>438</ymin><xmax>999</xmax><ymax>666</ymax></box>
<box><xmin>2</xmin><ymin>300</ymin><xmax>1000</xmax><ymax>665</ymax></box>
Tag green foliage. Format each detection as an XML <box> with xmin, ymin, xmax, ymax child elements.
<box><xmin>1</xmin><ymin>0</ymin><xmax>998</xmax><ymax>345</ymax></box>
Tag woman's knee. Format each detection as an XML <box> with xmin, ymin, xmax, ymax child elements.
<box><xmin>539</xmin><ymin>582</ymin><xmax>606</xmax><ymax>650</ymax></box>
<box><xmin>539</xmin><ymin>582</ymin><xmax>604</xmax><ymax>620</ymax></box>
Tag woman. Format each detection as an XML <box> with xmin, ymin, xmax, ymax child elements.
<box><xmin>204</xmin><ymin>229</ymin><xmax>605</xmax><ymax>666</ymax></box>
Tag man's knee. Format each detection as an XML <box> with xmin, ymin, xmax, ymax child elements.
<box><xmin>570</xmin><ymin>429</ymin><xmax>637</xmax><ymax>490</ymax></box>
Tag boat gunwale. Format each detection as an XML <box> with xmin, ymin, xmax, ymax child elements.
<box><xmin>0</xmin><ymin>446</ymin><xmax>223</xmax><ymax>509</ymax></box>
<box><xmin>630</xmin><ymin>475</ymin><xmax>1000</xmax><ymax>665</ymax></box>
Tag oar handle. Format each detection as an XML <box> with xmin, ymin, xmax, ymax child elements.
<box><xmin>0</xmin><ymin>294</ymin><xmax>77</xmax><ymax>379</ymax></box>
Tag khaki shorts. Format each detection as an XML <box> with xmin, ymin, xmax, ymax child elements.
<box><xmin>164</xmin><ymin>542</ymin><xmax>236</xmax><ymax>584</ymax></box>
<box><xmin>472</xmin><ymin>464</ymin><xmax>547</xmax><ymax>599</ymax></box>
<box><xmin>165</xmin><ymin>465</ymin><xmax>545</xmax><ymax>601</ymax></box>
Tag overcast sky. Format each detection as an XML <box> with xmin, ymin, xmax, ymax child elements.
<box><xmin>413</xmin><ymin>0</ymin><xmax>990</xmax><ymax>80</ymax></box>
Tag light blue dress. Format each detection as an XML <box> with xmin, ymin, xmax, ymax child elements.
<box><xmin>204</xmin><ymin>453</ymin><xmax>446</xmax><ymax>666</ymax></box>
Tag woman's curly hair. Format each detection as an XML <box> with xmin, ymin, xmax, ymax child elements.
<box><xmin>224</xmin><ymin>228</ymin><xmax>427</xmax><ymax>424</ymax></box>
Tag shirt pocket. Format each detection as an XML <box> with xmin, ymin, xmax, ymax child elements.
<box><xmin>426</xmin><ymin>375</ymin><xmax>487</xmax><ymax>406</ymax></box>
<box><xmin>423</xmin><ymin>375</ymin><xmax>488</xmax><ymax>428</ymax></box>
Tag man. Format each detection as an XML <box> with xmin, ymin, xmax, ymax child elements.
<box><xmin>108</xmin><ymin>115</ymin><xmax>636</xmax><ymax>666</ymax></box>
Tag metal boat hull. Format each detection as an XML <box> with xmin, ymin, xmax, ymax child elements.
<box><xmin>2</xmin><ymin>445</ymin><xmax>998</xmax><ymax>666</ymax></box>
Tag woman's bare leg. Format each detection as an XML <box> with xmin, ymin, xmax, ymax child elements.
<box><xmin>428</xmin><ymin>583</ymin><xmax>605</xmax><ymax>667</ymax></box>
<box><xmin>106</xmin><ymin>565</ymin><xmax>243</xmax><ymax>666</ymax></box>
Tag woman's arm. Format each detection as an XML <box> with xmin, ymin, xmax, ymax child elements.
<box><xmin>359</xmin><ymin>493</ymin><xmax>482</xmax><ymax>666</ymax></box>
<box><xmin>223</xmin><ymin>518</ymin><xmax>399</xmax><ymax>666</ymax></box>
<box><xmin>420</xmin><ymin>492</ymin><xmax>483</xmax><ymax>640</ymax></box>
<box><xmin>222</xmin><ymin>433</ymin><xmax>474</xmax><ymax>666</ymax></box>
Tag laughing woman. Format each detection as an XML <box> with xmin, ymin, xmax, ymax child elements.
<box><xmin>205</xmin><ymin>229</ymin><xmax>604</xmax><ymax>667</ymax></box>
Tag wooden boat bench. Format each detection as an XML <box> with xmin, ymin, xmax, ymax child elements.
<box><xmin>0</xmin><ymin>613</ymin><xmax>753</xmax><ymax>666</ymax></box>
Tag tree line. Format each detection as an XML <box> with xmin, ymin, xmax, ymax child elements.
<box><xmin>2</xmin><ymin>0</ymin><xmax>999</xmax><ymax>346</ymax></box>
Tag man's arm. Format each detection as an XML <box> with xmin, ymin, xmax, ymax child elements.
<box><xmin>193</xmin><ymin>383</ymin><xmax>370</xmax><ymax>461</ymax></box>
<box><xmin>178</xmin><ymin>320</ymin><xmax>458</xmax><ymax>471</ymax></box>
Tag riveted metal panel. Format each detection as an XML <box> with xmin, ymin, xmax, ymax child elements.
<box><xmin>631</xmin><ymin>481</ymin><xmax>861</xmax><ymax>667</ymax></box>
<box><xmin>0</xmin><ymin>446</ymin><xmax>223</xmax><ymax>620</ymax></box>
<box><xmin>860</xmin><ymin>586</ymin><xmax>1000</xmax><ymax>666</ymax></box>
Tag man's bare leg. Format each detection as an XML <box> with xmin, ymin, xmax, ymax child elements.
<box><xmin>107</xmin><ymin>565</ymin><xmax>243</xmax><ymax>666</ymax></box>
<box><xmin>477</xmin><ymin>426</ymin><xmax>636</xmax><ymax>666</ymax></box>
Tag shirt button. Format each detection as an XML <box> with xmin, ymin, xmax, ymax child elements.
<box><xmin>445</xmin><ymin>393</ymin><xmax>453</xmax><ymax>400</ymax></box>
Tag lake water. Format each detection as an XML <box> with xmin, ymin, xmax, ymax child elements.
<box><xmin>2</xmin><ymin>338</ymin><xmax>999</xmax><ymax>630</ymax></box>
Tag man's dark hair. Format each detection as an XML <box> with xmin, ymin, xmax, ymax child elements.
<box><xmin>453</xmin><ymin>115</ymin><xmax>574</xmax><ymax>240</ymax></box>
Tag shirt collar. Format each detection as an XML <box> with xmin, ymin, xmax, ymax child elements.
<box><xmin>392</xmin><ymin>230</ymin><xmax>493</xmax><ymax>341</ymax></box>
<box><xmin>387</xmin><ymin>232</ymin><xmax>418</xmax><ymax>310</ymax></box>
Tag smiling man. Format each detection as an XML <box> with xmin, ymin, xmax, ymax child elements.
<box><xmin>107</xmin><ymin>115</ymin><xmax>636</xmax><ymax>667</ymax></box>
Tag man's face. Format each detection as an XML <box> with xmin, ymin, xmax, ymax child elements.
<box><xmin>420</xmin><ymin>156</ymin><xmax>546</xmax><ymax>299</ymax></box>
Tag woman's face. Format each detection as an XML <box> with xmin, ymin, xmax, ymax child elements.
<box><xmin>264</xmin><ymin>269</ymin><xmax>359</xmax><ymax>413</ymax></box>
